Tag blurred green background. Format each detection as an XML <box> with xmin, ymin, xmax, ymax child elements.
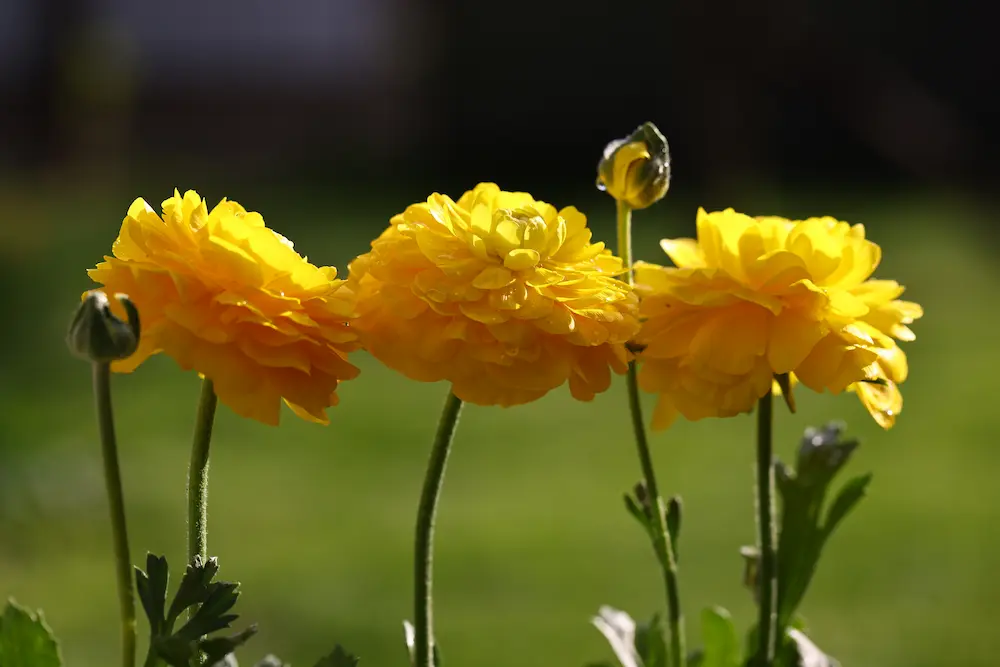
<box><xmin>0</xmin><ymin>182</ymin><xmax>995</xmax><ymax>667</ymax></box>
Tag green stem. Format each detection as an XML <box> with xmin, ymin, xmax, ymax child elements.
<box><xmin>616</xmin><ymin>199</ymin><xmax>634</xmax><ymax>275</ymax></box>
<box><xmin>617</xmin><ymin>199</ymin><xmax>685</xmax><ymax>667</ymax></box>
<box><xmin>92</xmin><ymin>362</ymin><xmax>136</xmax><ymax>667</ymax></box>
<box><xmin>755</xmin><ymin>391</ymin><xmax>778</xmax><ymax>665</ymax></box>
<box><xmin>414</xmin><ymin>391</ymin><xmax>464</xmax><ymax>667</ymax></box>
<box><xmin>188</xmin><ymin>378</ymin><xmax>217</xmax><ymax>566</ymax></box>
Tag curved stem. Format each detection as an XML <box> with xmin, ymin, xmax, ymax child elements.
<box><xmin>755</xmin><ymin>391</ymin><xmax>778</xmax><ymax>665</ymax></box>
<box><xmin>92</xmin><ymin>362</ymin><xmax>136</xmax><ymax>667</ymax></box>
<box><xmin>414</xmin><ymin>391</ymin><xmax>464</xmax><ymax>667</ymax></box>
<box><xmin>617</xmin><ymin>199</ymin><xmax>685</xmax><ymax>667</ymax></box>
<box><xmin>188</xmin><ymin>378</ymin><xmax>217</xmax><ymax>566</ymax></box>
<box><xmin>626</xmin><ymin>363</ymin><xmax>685</xmax><ymax>667</ymax></box>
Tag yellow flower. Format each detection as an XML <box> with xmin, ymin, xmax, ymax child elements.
<box><xmin>87</xmin><ymin>190</ymin><xmax>361</xmax><ymax>425</ymax></box>
<box><xmin>635</xmin><ymin>208</ymin><xmax>922</xmax><ymax>430</ymax></box>
<box><xmin>597</xmin><ymin>122</ymin><xmax>671</xmax><ymax>210</ymax></box>
<box><xmin>348</xmin><ymin>183</ymin><xmax>639</xmax><ymax>406</ymax></box>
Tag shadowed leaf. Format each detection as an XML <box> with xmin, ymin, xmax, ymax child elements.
<box><xmin>0</xmin><ymin>600</ymin><xmax>63</xmax><ymax>667</ymax></box>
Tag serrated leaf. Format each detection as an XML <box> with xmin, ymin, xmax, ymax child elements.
<box><xmin>314</xmin><ymin>644</ymin><xmax>360</xmax><ymax>667</ymax></box>
<box><xmin>167</xmin><ymin>556</ymin><xmax>221</xmax><ymax>626</ymax></box>
<box><xmin>153</xmin><ymin>635</ymin><xmax>198</xmax><ymax>667</ymax></box>
<box><xmin>200</xmin><ymin>626</ymin><xmax>259</xmax><ymax>665</ymax></box>
<box><xmin>136</xmin><ymin>554</ymin><xmax>169</xmax><ymax>635</ymax></box>
<box><xmin>177</xmin><ymin>582</ymin><xmax>241</xmax><ymax>641</ymax></box>
<box><xmin>140</xmin><ymin>555</ymin><xmax>256</xmax><ymax>667</ymax></box>
<box><xmin>822</xmin><ymin>473</ymin><xmax>872</xmax><ymax>542</ymax></box>
<box><xmin>0</xmin><ymin>600</ymin><xmax>63</xmax><ymax>667</ymax></box>
<box><xmin>591</xmin><ymin>606</ymin><xmax>642</xmax><ymax>667</ymax></box>
<box><xmin>176</xmin><ymin>613</ymin><xmax>239</xmax><ymax>642</ymax></box>
<box><xmin>699</xmin><ymin>607</ymin><xmax>739</xmax><ymax>667</ymax></box>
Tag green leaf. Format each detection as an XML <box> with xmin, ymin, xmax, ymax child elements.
<box><xmin>624</xmin><ymin>493</ymin><xmax>651</xmax><ymax>536</ymax></box>
<box><xmin>200</xmin><ymin>627</ymin><xmax>259</xmax><ymax>666</ymax></box>
<box><xmin>137</xmin><ymin>555</ymin><xmax>256</xmax><ymax>667</ymax></box>
<box><xmin>822</xmin><ymin>473</ymin><xmax>873</xmax><ymax>542</ymax></box>
<box><xmin>0</xmin><ymin>600</ymin><xmax>63</xmax><ymax>667</ymax></box>
<box><xmin>666</xmin><ymin>496</ymin><xmax>682</xmax><ymax>553</ymax></box>
<box><xmin>634</xmin><ymin>614</ymin><xmax>667</xmax><ymax>667</ymax></box>
<box><xmin>136</xmin><ymin>554</ymin><xmax>170</xmax><ymax>636</ymax></box>
<box><xmin>314</xmin><ymin>645</ymin><xmax>360</xmax><ymax>667</ymax></box>
<box><xmin>698</xmin><ymin>607</ymin><xmax>740</xmax><ymax>667</ymax></box>
<box><xmin>155</xmin><ymin>626</ymin><xmax>257</xmax><ymax>667</ymax></box>
<box><xmin>152</xmin><ymin>635</ymin><xmax>197</xmax><ymax>667</ymax></box>
<box><xmin>176</xmin><ymin>583</ymin><xmax>241</xmax><ymax>641</ymax></box>
<box><xmin>167</xmin><ymin>556</ymin><xmax>222</xmax><ymax>628</ymax></box>
<box><xmin>775</xmin><ymin>424</ymin><xmax>868</xmax><ymax>630</ymax></box>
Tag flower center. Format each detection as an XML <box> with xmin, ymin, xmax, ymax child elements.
<box><xmin>490</xmin><ymin>207</ymin><xmax>547</xmax><ymax>270</ymax></box>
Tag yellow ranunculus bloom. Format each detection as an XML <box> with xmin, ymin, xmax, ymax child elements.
<box><xmin>87</xmin><ymin>190</ymin><xmax>361</xmax><ymax>425</ymax></box>
<box><xmin>635</xmin><ymin>208</ymin><xmax>922</xmax><ymax>430</ymax></box>
<box><xmin>348</xmin><ymin>183</ymin><xmax>640</xmax><ymax>406</ymax></box>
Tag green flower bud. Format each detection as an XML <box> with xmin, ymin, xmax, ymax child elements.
<box><xmin>67</xmin><ymin>290</ymin><xmax>140</xmax><ymax>362</ymax></box>
<box><xmin>596</xmin><ymin>122</ymin><xmax>671</xmax><ymax>210</ymax></box>
<box><xmin>795</xmin><ymin>422</ymin><xmax>858</xmax><ymax>488</ymax></box>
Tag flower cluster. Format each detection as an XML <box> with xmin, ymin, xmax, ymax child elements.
<box><xmin>83</xmin><ymin>181</ymin><xmax>920</xmax><ymax>431</ymax></box>
<box><xmin>633</xmin><ymin>208</ymin><xmax>922</xmax><ymax>430</ymax></box>
<box><xmin>87</xmin><ymin>190</ymin><xmax>360</xmax><ymax>425</ymax></box>
<box><xmin>348</xmin><ymin>183</ymin><xmax>639</xmax><ymax>406</ymax></box>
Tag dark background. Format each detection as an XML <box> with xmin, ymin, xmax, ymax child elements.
<box><xmin>2</xmin><ymin>0</ymin><xmax>995</xmax><ymax>202</ymax></box>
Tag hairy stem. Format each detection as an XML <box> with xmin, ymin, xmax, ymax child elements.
<box><xmin>188</xmin><ymin>377</ymin><xmax>217</xmax><ymax>567</ymax></box>
<box><xmin>93</xmin><ymin>362</ymin><xmax>136</xmax><ymax>667</ymax></box>
<box><xmin>414</xmin><ymin>391</ymin><xmax>464</xmax><ymax>667</ymax></box>
<box><xmin>755</xmin><ymin>390</ymin><xmax>778</xmax><ymax>665</ymax></box>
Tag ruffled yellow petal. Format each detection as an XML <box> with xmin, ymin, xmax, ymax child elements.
<box><xmin>636</xmin><ymin>208</ymin><xmax>920</xmax><ymax>430</ymax></box>
<box><xmin>87</xmin><ymin>190</ymin><xmax>361</xmax><ymax>425</ymax></box>
<box><xmin>348</xmin><ymin>183</ymin><xmax>639</xmax><ymax>406</ymax></box>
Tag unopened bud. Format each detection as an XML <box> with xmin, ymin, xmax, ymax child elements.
<box><xmin>596</xmin><ymin>122</ymin><xmax>671</xmax><ymax>210</ymax></box>
<box><xmin>796</xmin><ymin>421</ymin><xmax>858</xmax><ymax>488</ymax></box>
<box><xmin>67</xmin><ymin>290</ymin><xmax>140</xmax><ymax>362</ymax></box>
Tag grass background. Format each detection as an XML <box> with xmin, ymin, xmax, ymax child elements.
<box><xmin>0</xmin><ymin>183</ymin><xmax>995</xmax><ymax>667</ymax></box>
